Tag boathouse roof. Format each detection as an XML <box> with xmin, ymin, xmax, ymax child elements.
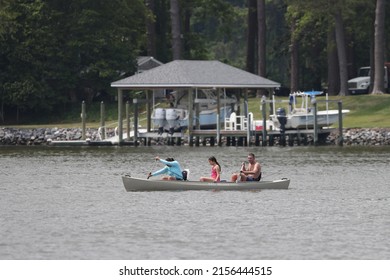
<box><xmin>136</xmin><ymin>56</ymin><xmax>163</xmax><ymax>73</ymax></box>
<box><xmin>111</xmin><ymin>60</ymin><xmax>280</xmax><ymax>89</ymax></box>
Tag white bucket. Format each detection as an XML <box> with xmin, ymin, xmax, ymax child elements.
<box><xmin>254</xmin><ymin>120</ymin><xmax>263</xmax><ymax>131</ymax></box>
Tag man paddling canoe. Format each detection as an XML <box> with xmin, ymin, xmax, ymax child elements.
<box><xmin>231</xmin><ymin>153</ymin><xmax>262</xmax><ymax>182</ymax></box>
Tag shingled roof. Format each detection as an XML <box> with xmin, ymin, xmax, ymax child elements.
<box><xmin>111</xmin><ymin>60</ymin><xmax>280</xmax><ymax>89</ymax></box>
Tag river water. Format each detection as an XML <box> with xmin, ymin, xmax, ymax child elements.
<box><xmin>0</xmin><ymin>145</ymin><xmax>389</xmax><ymax>260</ymax></box>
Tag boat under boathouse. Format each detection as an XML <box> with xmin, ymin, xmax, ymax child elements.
<box><xmin>110</xmin><ymin>59</ymin><xmax>281</xmax><ymax>146</ymax></box>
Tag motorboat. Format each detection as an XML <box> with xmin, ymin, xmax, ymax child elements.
<box><xmin>270</xmin><ymin>91</ymin><xmax>350</xmax><ymax>130</ymax></box>
<box><xmin>152</xmin><ymin>89</ymin><xmax>236</xmax><ymax>132</ymax></box>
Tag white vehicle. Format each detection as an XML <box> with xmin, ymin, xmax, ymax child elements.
<box><xmin>348</xmin><ymin>64</ymin><xmax>390</xmax><ymax>94</ymax></box>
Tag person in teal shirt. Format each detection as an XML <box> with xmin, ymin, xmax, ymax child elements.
<box><xmin>148</xmin><ymin>156</ymin><xmax>183</xmax><ymax>180</ymax></box>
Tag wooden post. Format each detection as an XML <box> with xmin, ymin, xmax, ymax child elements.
<box><xmin>126</xmin><ymin>101</ymin><xmax>130</xmax><ymax>140</ymax></box>
<box><xmin>195</xmin><ymin>101</ymin><xmax>200</xmax><ymax>129</ymax></box>
<box><xmin>195</xmin><ymin>99</ymin><xmax>200</xmax><ymax>145</ymax></box>
<box><xmin>216</xmin><ymin>113</ymin><xmax>221</xmax><ymax>146</ymax></box>
<box><xmin>100</xmin><ymin>101</ymin><xmax>105</xmax><ymax>140</ymax></box>
<box><xmin>261</xmin><ymin>100</ymin><xmax>267</xmax><ymax>146</ymax></box>
<box><xmin>81</xmin><ymin>101</ymin><xmax>86</xmax><ymax>140</ymax></box>
<box><xmin>146</xmin><ymin>90</ymin><xmax>151</xmax><ymax>132</ymax></box>
<box><xmin>217</xmin><ymin>88</ymin><xmax>221</xmax><ymax>126</ymax></box>
<box><xmin>244</xmin><ymin>89</ymin><xmax>248</xmax><ymax>116</ymax></box>
<box><xmin>133</xmin><ymin>98</ymin><xmax>138</xmax><ymax>146</ymax></box>
<box><xmin>118</xmin><ymin>89</ymin><xmax>123</xmax><ymax>144</ymax></box>
<box><xmin>188</xmin><ymin>89</ymin><xmax>194</xmax><ymax>146</ymax></box>
<box><xmin>247</xmin><ymin>112</ymin><xmax>251</xmax><ymax>146</ymax></box>
<box><xmin>338</xmin><ymin>101</ymin><xmax>343</xmax><ymax>146</ymax></box>
<box><xmin>313</xmin><ymin>101</ymin><xmax>318</xmax><ymax>145</ymax></box>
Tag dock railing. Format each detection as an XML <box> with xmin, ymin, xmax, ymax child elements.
<box><xmin>96</xmin><ymin>101</ymin><xmax>157</xmax><ymax>142</ymax></box>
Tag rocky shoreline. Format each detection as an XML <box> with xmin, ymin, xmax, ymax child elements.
<box><xmin>0</xmin><ymin>127</ymin><xmax>115</xmax><ymax>145</ymax></box>
<box><xmin>1</xmin><ymin>127</ymin><xmax>390</xmax><ymax>146</ymax></box>
<box><xmin>327</xmin><ymin>128</ymin><xmax>390</xmax><ymax>146</ymax></box>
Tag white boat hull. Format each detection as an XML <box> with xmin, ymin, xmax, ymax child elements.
<box><xmin>271</xmin><ymin>109</ymin><xmax>350</xmax><ymax>129</ymax></box>
<box><xmin>152</xmin><ymin>106</ymin><xmax>232</xmax><ymax>130</ymax></box>
<box><xmin>122</xmin><ymin>176</ymin><xmax>290</xmax><ymax>191</ymax></box>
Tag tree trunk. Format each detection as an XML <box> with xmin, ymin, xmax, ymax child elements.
<box><xmin>170</xmin><ymin>0</ymin><xmax>182</xmax><ymax>60</ymax></box>
<box><xmin>371</xmin><ymin>0</ymin><xmax>386</xmax><ymax>94</ymax></box>
<box><xmin>256</xmin><ymin>0</ymin><xmax>266</xmax><ymax>97</ymax></box>
<box><xmin>246</xmin><ymin>0</ymin><xmax>257</xmax><ymax>73</ymax></box>
<box><xmin>145</xmin><ymin>0</ymin><xmax>156</xmax><ymax>57</ymax></box>
<box><xmin>334</xmin><ymin>11</ymin><xmax>349</xmax><ymax>96</ymax></box>
<box><xmin>257</xmin><ymin>0</ymin><xmax>266</xmax><ymax>77</ymax></box>
<box><xmin>290</xmin><ymin>19</ymin><xmax>299</xmax><ymax>93</ymax></box>
<box><xmin>183</xmin><ymin>6</ymin><xmax>191</xmax><ymax>59</ymax></box>
<box><xmin>327</xmin><ymin>25</ymin><xmax>340</xmax><ymax>95</ymax></box>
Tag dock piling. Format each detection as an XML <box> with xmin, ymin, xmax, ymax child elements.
<box><xmin>261</xmin><ymin>100</ymin><xmax>267</xmax><ymax>146</ymax></box>
<box><xmin>313</xmin><ymin>101</ymin><xmax>318</xmax><ymax>145</ymax></box>
<box><xmin>81</xmin><ymin>101</ymin><xmax>86</xmax><ymax>140</ymax></box>
<box><xmin>133</xmin><ymin>98</ymin><xmax>138</xmax><ymax>146</ymax></box>
<box><xmin>100</xmin><ymin>101</ymin><xmax>105</xmax><ymax>140</ymax></box>
<box><xmin>338</xmin><ymin>101</ymin><xmax>343</xmax><ymax>146</ymax></box>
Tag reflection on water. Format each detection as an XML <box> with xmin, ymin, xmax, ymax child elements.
<box><xmin>1</xmin><ymin>145</ymin><xmax>390</xmax><ymax>259</ymax></box>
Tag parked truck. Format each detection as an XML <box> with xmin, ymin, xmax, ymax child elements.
<box><xmin>348</xmin><ymin>62</ymin><xmax>390</xmax><ymax>94</ymax></box>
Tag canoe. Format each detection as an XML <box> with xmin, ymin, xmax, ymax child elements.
<box><xmin>122</xmin><ymin>176</ymin><xmax>290</xmax><ymax>192</ymax></box>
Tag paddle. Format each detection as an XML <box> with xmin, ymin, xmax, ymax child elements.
<box><xmin>147</xmin><ymin>158</ymin><xmax>158</xmax><ymax>179</ymax></box>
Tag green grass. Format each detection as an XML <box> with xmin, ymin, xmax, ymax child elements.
<box><xmin>4</xmin><ymin>94</ymin><xmax>390</xmax><ymax>129</ymax></box>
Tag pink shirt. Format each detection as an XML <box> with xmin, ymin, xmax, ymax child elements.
<box><xmin>211</xmin><ymin>166</ymin><xmax>220</xmax><ymax>182</ymax></box>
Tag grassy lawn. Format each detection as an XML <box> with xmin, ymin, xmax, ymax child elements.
<box><xmin>4</xmin><ymin>94</ymin><xmax>390</xmax><ymax>129</ymax></box>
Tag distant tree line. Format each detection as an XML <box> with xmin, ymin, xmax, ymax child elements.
<box><xmin>0</xmin><ymin>0</ymin><xmax>388</xmax><ymax>123</ymax></box>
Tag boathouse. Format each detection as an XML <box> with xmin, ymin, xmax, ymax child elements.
<box><xmin>111</xmin><ymin>60</ymin><xmax>280</xmax><ymax>145</ymax></box>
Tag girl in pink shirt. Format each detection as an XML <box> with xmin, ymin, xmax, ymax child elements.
<box><xmin>200</xmin><ymin>156</ymin><xmax>221</xmax><ymax>182</ymax></box>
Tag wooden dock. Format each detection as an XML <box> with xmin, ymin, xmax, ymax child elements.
<box><xmin>135</xmin><ymin>128</ymin><xmax>336</xmax><ymax>147</ymax></box>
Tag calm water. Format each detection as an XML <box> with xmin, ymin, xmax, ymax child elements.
<box><xmin>0</xmin><ymin>145</ymin><xmax>389</xmax><ymax>260</ymax></box>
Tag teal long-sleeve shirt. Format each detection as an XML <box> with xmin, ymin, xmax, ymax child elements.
<box><xmin>151</xmin><ymin>159</ymin><xmax>183</xmax><ymax>180</ymax></box>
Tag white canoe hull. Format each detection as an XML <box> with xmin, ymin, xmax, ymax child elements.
<box><xmin>122</xmin><ymin>176</ymin><xmax>290</xmax><ymax>191</ymax></box>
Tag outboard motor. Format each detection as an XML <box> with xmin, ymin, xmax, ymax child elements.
<box><xmin>154</xmin><ymin>108</ymin><xmax>166</xmax><ymax>135</ymax></box>
<box><xmin>166</xmin><ymin>109</ymin><xmax>178</xmax><ymax>135</ymax></box>
<box><xmin>158</xmin><ymin>126</ymin><xmax>164</xmax><ymax>135</ymax></box>
<box><xmin>276</xmin><ymin>107</ymin><xmax>287</xmax><ymax>146</ymax></box>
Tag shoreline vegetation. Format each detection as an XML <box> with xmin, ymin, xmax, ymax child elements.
<box><xmin>1</xmin><ymin>95</ymin><xmax>390</xmax><ymax>146</ymax></box>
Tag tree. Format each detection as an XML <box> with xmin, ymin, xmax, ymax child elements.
<box><xmin>257</xmin><ymin>0</ymin><xmax>266</xmax><ymax>78</ymax></box>
<box><xmin>145</xmin><ymin>0</ymin><xmax>157</xmax><ymax>57</ymax></box>
<box><xmin>170</xmin><ymin>0</ymin><xmax>182</xmax><ymax>60</ymax></box>
<box><xmin>0</xmin><ymin>0</ymin><xmax>147</xmax><ymax>121</ymax></box>
<box><xmin>371</xmin><ymin>0</ymin><xmax>386</xmax><ymax>94</ymax></box>
<box><xmin>334</xmin><ymin>9</ymin><xmax>349</xmax><ymax>96</ymax></box>
<box><xmin>246</xmin><ymin>0</ymin><xmax>257</xmax><ymax>73</ymax></box>
<box><xmin>285</xmin><ymin>4</ymin><xmax>300</xmax><ymax>92</ymax></box>
<box><xmin>327</xmin><ymin>25</ymin><xmax>340</xmax><ymax>95</ymax></box>
<box><xmin>289</xmin><ymin>18</ymin><xmax>299</xmax><ymax>93</ymax></box>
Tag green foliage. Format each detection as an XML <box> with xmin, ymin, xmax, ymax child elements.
<box><xmin>1</xmin><ymin>0</ymin><xmax>389</xmax><ymax>125</ymax></box>
<box><xmin>0</xmin><ymin>0</ymin><xmax>147</xmax><ymax>117</ymax></box>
